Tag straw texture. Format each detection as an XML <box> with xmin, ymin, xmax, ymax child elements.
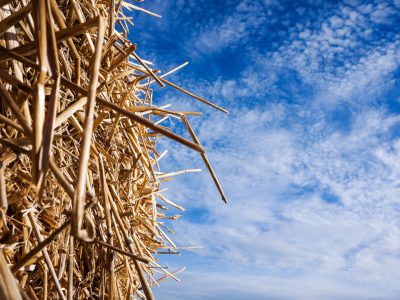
<box><xmin>0</xmin><ymin>0</ymin><xmax>227</xmax><ymax>298</ymax></box>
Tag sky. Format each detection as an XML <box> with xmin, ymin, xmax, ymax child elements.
<box><xmin>127</xmin><ymin>1</ymin><xmax>400</xmax><ymax>299</ymax></box>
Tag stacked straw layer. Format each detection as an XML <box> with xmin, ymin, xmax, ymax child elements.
<box><xmin>0</xmin><ymin>0</ymin><xmax>227</xmax><ymax>299</ymax></box>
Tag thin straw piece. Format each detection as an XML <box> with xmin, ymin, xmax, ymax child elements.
<box><xmin>0</xmin><ymin>251</ymin><xmax>23</xmax><ymax>300</ymax></box>
<box><xmin>72</xmin><ymin>16</ymin><xmax>105</xmax><ymax>241</ymax></box>
<box><xmin>181</xmin><ymin>115</ymin><xmax>228</xmax><ymax>203</ymax></box>
<box><xmin>0</xmin><ymin>3</ymin><xmax>33</xmax><ymax>37</ymax></box>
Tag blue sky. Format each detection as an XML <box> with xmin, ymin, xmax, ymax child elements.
<box><xmin>128</xmin><ymin>0</ymin><xmax>400</xmax><ymax>299</ymax></box>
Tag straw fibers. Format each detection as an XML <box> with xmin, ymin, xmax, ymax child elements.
<box><xmin>0</xmin><ymin>0</ymin><xmax>227</xmax><ymax>298</ymax></box>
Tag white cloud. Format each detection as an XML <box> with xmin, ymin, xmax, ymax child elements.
<box><xmin>155</xmin><ymin>269</ymin><xmax>400</xmax><ymax>300</ymax></box>
<box><xmin>188</xmin><ymin>0</ymin><xmax>273</xmax><ymax>53</ymax></box>
<box><xmin>267</xmin><ymin>1</ymin><xmax>400</xmax><ymax>103</ymax></box>
<box><xmin>155</xmin><ymin>99</ymin><xmax>400</xmax><ymax>298</ymax></box>
<box><xmin>140</xmin><ymin>1</ymin><xmax>400</xmax><ymax>299</ymax></box>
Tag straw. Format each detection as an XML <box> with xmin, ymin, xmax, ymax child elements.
<box><xmin>0</xmin><ymin>0</ymin><xmax>228</xmax><ymax>298</ymax></box>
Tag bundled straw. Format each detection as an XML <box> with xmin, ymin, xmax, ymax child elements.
<box><xmin>0</xmin><ymin>0</ymin><xmax>227</xmax><ymax>299</ymax></box>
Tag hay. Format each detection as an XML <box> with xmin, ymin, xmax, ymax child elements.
<box><xmin>0</xmin><ymin>0</ymin><xmax>227</xmax><ymax>298</ymax></box>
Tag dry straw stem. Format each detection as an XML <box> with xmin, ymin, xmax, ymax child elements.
<box><xmin>0</xmin><ymin>251</ymin><xmax>23</xmax><ymax>300</ymax></box>
<box><xmin>0</xmin><ymin>0</ymin><xmax>228</xmax><ymax>299</ymax></box>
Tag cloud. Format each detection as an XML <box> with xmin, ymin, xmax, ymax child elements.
<box><xmin>129</xmin><ymin>0</ymin><xmax>400</xmax><ymax>298</ymax></box>
<box><xmin>155</xmin><ymin>269</ymin><xmax>400</xmax><ymax>300</ymax></box>
<box><xmin>189</xmin><ymin>0</ymin><xmax>271</xmax><ymax>53</ymax></box>
<box><xmin>155</xmin><ymin>99</ymin><xmax>400</xmax><ymax>298</ymax></box>
<box><xmin>266</xmin><ymin>0</ymin><xmax>400</xmax><ymax>103</ymax></box>
<box><xmin>152</xmin><ymin>0</ymin><xmax>400</xmax><ymax>111</ymax></box>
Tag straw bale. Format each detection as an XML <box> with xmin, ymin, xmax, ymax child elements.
<box><xmin>0</xmin><ymin>0</ymin><xmax>227</xmax><ymax>298</ymax></box>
